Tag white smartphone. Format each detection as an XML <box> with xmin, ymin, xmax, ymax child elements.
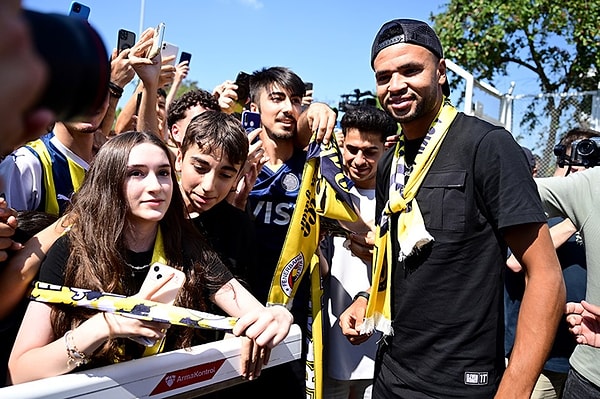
<box><xmin>139</xmin><ymin>262</ymin><xmax>185</xmax><ymax>305</ymax></box>
<box><xmin>147</xmin><ymin>22</ymin><xmax>166</xmax><ymax>59</ymax></box>
<box><xmin>134</xmin><ymin>262</ymin><xmax>185</xmax><ymax>349</ymax></box>
<box><xmin>161</xmin><ymin>42</ymin><xmax>179</xmax><ymax>66</ymax></box>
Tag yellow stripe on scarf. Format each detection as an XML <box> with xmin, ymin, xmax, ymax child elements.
<box><xmin>267</xmin><ymin>136</ymin><xmax>357</xmax><ymax>307</ymax></box>
<box><xmin>267</xmin><ymin>135</ymin><xmax>358</xmax><ymax>399</ymax></box>
<box><xmin>362</xmin><ymin>101</ymin><xmax>458</xmax><ymax>336</ymax></box>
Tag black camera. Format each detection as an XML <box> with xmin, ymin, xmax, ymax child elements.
<box><xmin>338</xmin><ymin>89</ymin><xmax>377</xmax><ymax>112</ymax></box>
<box><xmin>554</xmin><ymin>137</ymin><xmax>600</xmax><ymax>168</ymax></box>
<box><xmin>23</xmin><ymin>10</ymin><xmax>110</xmax><ymax>122</ymax></box>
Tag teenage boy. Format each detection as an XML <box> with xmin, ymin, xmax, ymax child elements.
<box><xmin>177</xmin><ymin>111</ymin><xmax>256</xmax><ymax>286</ymax></box>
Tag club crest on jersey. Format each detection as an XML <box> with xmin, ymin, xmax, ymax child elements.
<box><xmin>281</xmin><ymin>172</ymin><xmax>300</xmax><ymax>192</ymax></box>
<box><xmin>280</xmin><ymin>253</ymin><xmax>304</xmax><ymax>296</ymax></box>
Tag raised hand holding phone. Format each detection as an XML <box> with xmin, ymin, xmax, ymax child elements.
<box><xmin>232</xmin><ymin>71</ymin><xmax>251</xmax><ymax>113</ymax></box>
<box><xmin>179</xmin><ymin>51</ymin><xmax>192</xmax><ymax>66</ymax></box>
<box><xmin>147</xmin><ymin>23</ymin><xmax>166</xmax><ymax>60</ymax></box>
<box><xmin>160</xmin><ymin>42</ymin><xmax>179</xmax><ymax>66</ymax></box>
<box><xmin>241</xmin><ymin>110</ymin><xmax>261</xmax><ymax>133</ymax></box>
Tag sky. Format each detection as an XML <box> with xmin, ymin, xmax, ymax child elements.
<box><xmin>22</xmin><ymin>0</ymin><xmax>454</xmax><ymax>110</ymax></box>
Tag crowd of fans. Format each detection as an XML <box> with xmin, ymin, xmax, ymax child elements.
<box><xmin>3</xmin><ymin>3</ymin><xmax>600</xmax><ymax>399</ymax></box>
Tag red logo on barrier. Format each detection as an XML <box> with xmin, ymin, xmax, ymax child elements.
<box><xmin>150</xmin><ymin>359</ymin><xmax>226</xmax><ymax>395</ymax></box>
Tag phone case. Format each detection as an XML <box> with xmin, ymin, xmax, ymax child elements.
<box><xmin>139</xmin><ymin>262</ymin><xmax>186</xmax><ymax>305</ymax></box>
<box><xmin>161</xmin><ymin>42</ymin><xmax>179</xmax><ymax>66</ymax></box>
<box><xmin>69</xmin><ymin>2</ymin><xmax>90</xmax><ymax>20</ymax></box>
<box><xmin>179</xmin><ymin>51</ymin><xmax>192</xmax><ymax>65</ymax></box>
<box><xmin>117</xmin><ymin>29</ymin><xmax>136</xmax><ymax>53</ymax></box>
<box><xmin>241</xmin><ymin>111</ymin><xmax>261</xmax><ymax>132</ymax></box>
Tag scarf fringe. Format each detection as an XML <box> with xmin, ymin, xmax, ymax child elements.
<box><xmin>361</xmin><ymin>313</ymin><xmax>394</xmax><ymax>336</ymax></box>
<box><xmin>399</xmin><ymin>227</ymin><xmax>434</xmax><ymax>262</ymax></box>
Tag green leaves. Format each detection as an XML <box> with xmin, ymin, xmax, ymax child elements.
<box><xmin>432</xmin><ymin>0</ymin><xmax>600</xmax><ymax>94</ymax></box>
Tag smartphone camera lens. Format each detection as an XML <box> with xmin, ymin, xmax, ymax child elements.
<box><xmin>73</xmin><ymin>4</ymin><xmax>81</xmax><ymax>12</ymax></box>
<box><xmin>153</xmin><ymin>265</ymin><xmax>160</xmax><ymax>272</ymax></box>
<box><xmin>156</xmin><ymin>274</ymin><xmax>163</xmax><ymax>279</ymax></box>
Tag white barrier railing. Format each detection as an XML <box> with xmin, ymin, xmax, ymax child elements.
<box><xmin>1</xmin><ymin>324</ymin><xmax>302</xmax><ymax>398</ymax></box>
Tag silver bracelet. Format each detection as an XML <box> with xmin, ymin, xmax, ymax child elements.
<box><xmin>64</xmin><ymin>330</ymin><xmax>91</xmax><ymax>368</ymax></box>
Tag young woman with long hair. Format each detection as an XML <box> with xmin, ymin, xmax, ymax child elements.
<box><xmin>8</xmin><ymin>131</ymin><xmax>292</xmax><ymax>384</ymax></box>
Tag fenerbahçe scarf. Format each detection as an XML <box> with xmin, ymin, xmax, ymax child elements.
<box><xmin>267</xmin><ymin>134</ymin><xmax>358</xmax><ymax>399</ymax></box>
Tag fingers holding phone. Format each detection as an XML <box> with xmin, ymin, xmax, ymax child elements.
<box><xmin>128</xmin><ymin>25</ymin><xmax>165</xmax><ymax>86</ymax></box>
<box><xmin>147</xmin><ymin>23</ymin><xmax>166</xmax><ymax>60</ymax></box>
<box><xmin>213</xmin><ymin>80</ymin><xmax>240</xmax><ymax>114</ymax></box>
<box><xmin>138</xmin><ymin>262</ymin><xmax>186</xmax><ymax>304</ymax></box>
<box><xmin>128</xmin><ymin>27</ymin><xmax>154</xmax><ymax>63</ymax></box>
<box><xmin>233</xmin><ymin>71</ymin><xmax>251</xmax><ymax>113</ymax></box>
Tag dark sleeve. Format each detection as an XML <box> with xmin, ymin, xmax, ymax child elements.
<box><xmin>375</xmin><ymin>148</ymin><xmax>394</xmax><ymax>225</ymax></box>
<box><xmin>203</xmin><ymin>258</ymin><xmax>234</xmax><ymax>298</ymax></box>
<box><xmin>38</xmin><ymin>234</ymin><xmax>70</xmax><ymax>285</ymax></box>
<box><xmin>474</xmin><ymin>128</ymin><xmax>546</xmax><ymax>230</ymax></box>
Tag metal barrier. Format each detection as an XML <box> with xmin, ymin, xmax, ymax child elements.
<box><xmin>0</xmin><ymin>324</ymin><xmax>302</xmax><ymax>398</ymax></box>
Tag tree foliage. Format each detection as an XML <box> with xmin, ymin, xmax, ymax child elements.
<box><xmin>432</xmin><ymin>0</ymin><xmax>600</xmax><ymax>174</ymax></box>
<box><xmin>167</xmin><ymin>79</ymin><xmax>202</xmax><ymax>100</ymax></box>
<box><xmin>433</xmin><ymin>0</ymin><xmax>600</xmax><ymax>93</ymax></box>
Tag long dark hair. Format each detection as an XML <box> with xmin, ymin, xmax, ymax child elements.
<box><xmin>51</xmin><ymin>132</ymin><xmax>226</xmax><ymax>364</ymax></box>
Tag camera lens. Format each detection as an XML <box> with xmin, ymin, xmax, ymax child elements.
<box><xmin>576</xmin><ymin>139</ymin><xmax>596</xmax><ymax>157</ymax></box>
<box><xmin>73</xmin><ymin>4</ymin><xmax>81</xmax><ymax>12</ymax></box>
<box><xmin>23</xmin><ymin>10</ymin><xmax>109</xmax><ymax>122</ymax></box>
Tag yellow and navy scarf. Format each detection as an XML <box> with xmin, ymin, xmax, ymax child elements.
<box><xmin>29</xmin><ymin>229</ymin><xmax>236</xmax><ymax>356</ymax></box>
<box><xmin>266</xmin><ymin>135</ymin><xmax>358</xmax><ymax>399</ymax></box>
<box><xmin>362</xmin><ymin>100</ymin><xmax>457</xmax><ymax>336</ymax></box>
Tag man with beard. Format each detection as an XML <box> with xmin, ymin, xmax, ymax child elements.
<box><xmin>223</xmin><ymin>66</ymin><xmax>335</xmax><ymax>399</ymax></box>
<box><xmin>339</xmin><ymin>19</ymin><xmax>565</xmax><ymax>398</ymax></box>
<box><xmin>0</xmin><ymin>96</ymin><xmax>109</xmax><ymax>216</ymax></box>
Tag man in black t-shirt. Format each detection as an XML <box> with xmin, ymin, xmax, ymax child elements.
<box><xmin>339</xmin><ymin>18</ymin><xmax>565</xmax><ymax>398</ymax></box>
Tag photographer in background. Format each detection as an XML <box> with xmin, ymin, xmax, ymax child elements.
<box><xmin>536</xmin><ymin>128</ymin><xmax>600</xmax><ymax>398</ymax></box>
<box><xmin>554</xmin><ymin>127</ymin><xmax>600</xmax><ymax>176</ymax></box>
<box><xmin>506</xmin><ymin>129</ymin><xmax>600</xmax><ymax>398</ymax></box>
<box><xmin>0</xmin><ymin>0</ymin><xmax>53</xmax><ymax>158</ymax></box>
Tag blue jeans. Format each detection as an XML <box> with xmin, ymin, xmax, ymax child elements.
<box><xmin>562</xmin><ymin>368</ymin><xmax>600</xmax><ymax>399</ymax></box>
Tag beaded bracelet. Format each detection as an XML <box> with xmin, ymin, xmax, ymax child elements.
<box><xmin>64</xmin><ymin>330</ymin><xmax>91</xmax><ymax>368</ymax></box>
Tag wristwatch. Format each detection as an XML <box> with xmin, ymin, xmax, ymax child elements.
<box><xmin>353</xmin><ymin>291</ymin><xmax>370</xmax><ymax>302</ymax></box>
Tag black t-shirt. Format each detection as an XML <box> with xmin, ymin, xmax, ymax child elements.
<box><xmin>192</xmin><ymin>200</ymin><xmax>257</xmax><ymax>289</ymax></box>
<box><xmin>375</xmin><ymin>113</ymin><xmax>546</xmax><ymax>398</ymax></box>
<box><xmin>37</xmin><ymin>233</ymin><xmax>234</xmax><ymax>366</ymax></box>
<box><xmin>39</xmin><ymin>234</ymin><xmax>233</xmax><ymax>298</ymax></box>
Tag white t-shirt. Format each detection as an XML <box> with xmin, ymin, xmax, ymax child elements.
<box><xmin>326</xmin><ymin>186</ymin><xmax>380</xmax><ymax>381</ymax></box>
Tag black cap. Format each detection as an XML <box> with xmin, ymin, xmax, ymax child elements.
<box><xmin>371</xmin><ymin>19</ymin><xmax>450</xmax><ymax>96</ymax></box>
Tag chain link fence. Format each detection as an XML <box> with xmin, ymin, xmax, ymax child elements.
<box><xmin>446</xmin><ymin>62</ymin><xmax>600</xmax><ymax>177</ymax></box>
